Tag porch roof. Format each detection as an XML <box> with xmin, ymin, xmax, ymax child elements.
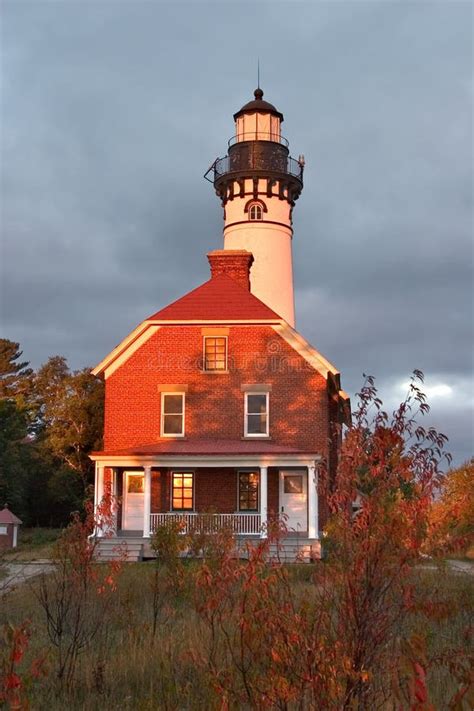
<box><xmin>92</xmin><ymin>439</ymin><xmax>314</xmax><ymax>457</ymax></box>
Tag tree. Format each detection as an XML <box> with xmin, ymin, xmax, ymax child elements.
<box><xmin>0</xmin><ymin>399</ymin><xmax>30</xmax><ymax>517</ymax></box>
<box><xmin>34</xmin><ymin>357</ymin><xmax>104</xmax><ymax>494</ymax></box>
<box><xmin>428</xmin><ymin>459</ymin><xmax>474</xmax><ymax>556</ymax></box>
<box><xmin>0</xmin><ymin>339</ymin><xmax>33</xmax><ymax>407</ymax></box>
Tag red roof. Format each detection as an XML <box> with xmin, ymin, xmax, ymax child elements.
<box><xmin>0</xmin><ymin>506</ymin><xmax>22</xmax><ymax>525</ymax></box>
<box><xmin>93</xmin><ymin>439</ymin><xmax>314</xmax><ymax>457</ymax></box>
<box><xmin>147</xmin><ymin>275</ymin><xmax>281</xmax><ymax>321</ymax></box>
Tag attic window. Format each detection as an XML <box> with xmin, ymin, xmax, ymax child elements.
<box><xmin>204</xmin><ymin>336</ymin><xmax>227</xmax><ymax>371</ymax></box>
<box><xmin>248</xmin><ymin>203</ymin><xmax>263</xmax><ymax>221</ymax></box>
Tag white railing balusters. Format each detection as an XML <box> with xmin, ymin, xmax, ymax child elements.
<box><xmin>149</xmin><ymin>512</ymin><xmax>261</xmax><ymax>535</ymax></box>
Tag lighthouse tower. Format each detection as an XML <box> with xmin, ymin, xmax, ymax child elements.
<box><xmin>205</xmin><ymin>88</ymin><xmax>304</xmax><ymax>327</ymax></box>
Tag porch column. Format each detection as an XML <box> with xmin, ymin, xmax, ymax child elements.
<box><xmin>143</xmin><ymin>465</ymin><xmax>152</xmax><ymax>538</ymax></box>
<box><xmin>308</xmin><ymin>463</ymin><xmax>318</xmax><ymax>539</ymax></box>
<box><xmin>260</xmin><ymin>466</ymin><xmax>268</xmax><ymax>539</ymax></box>
<box><xmin>96</xmin><ymin>464</ymin><xmax>105</xmax><ymax>537</ymax></box>
<box><xmin>112</xmin><ymin>468</ymin><xmax>118</xmax><ymax>533</ymax></box>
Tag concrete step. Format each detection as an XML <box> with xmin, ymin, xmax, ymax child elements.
<box><xmin>95</xmin><ymin>537</ymin><xmax>144</xmax><ymax>562</ymax></box>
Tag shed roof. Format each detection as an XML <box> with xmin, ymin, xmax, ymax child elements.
<box><xmin>0</xmin><ymin>506</ymin><xmax>22</xmax><ymax>525</ymax></box>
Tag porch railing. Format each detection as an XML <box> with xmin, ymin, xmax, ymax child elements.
<box><xmin>150</xmin><ymin>512</ymin><xmax>261</xmax><ymax>536</ymax></box>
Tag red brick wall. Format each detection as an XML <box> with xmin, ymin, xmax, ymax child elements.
<box><xmin>195</xmin><ymin>468</ymin><xmax>236</xmax><ymax>513</ymax></box>
<box><xmin>104</xmin><ymin>325</ymin><xmax>329</xmax><ymax>458</ymax></box>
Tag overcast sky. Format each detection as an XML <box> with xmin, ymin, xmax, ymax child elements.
<box><xmin>1</xmin><ymin>1</ymin><xmax>472</xmax><ymax>466</ymax></box>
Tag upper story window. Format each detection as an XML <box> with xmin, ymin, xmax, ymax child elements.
<box><xmin>248</xmin><ymin>202</ymin><xmax>263</xmax><ymax>221</ymax></box>
<box><xmin>244</xmin><ymin>392</ymin><xmax>269</xmax><ymax>437</ymax></box>
<box><xmin>204</xmin><ymin>336</ymin><xmax>227</xmax><ymax>371</ymax></box>
<box><xmin>161</xmin><ymin>392</ymin><xmax>185</xmax><ymax>437</ymax></box>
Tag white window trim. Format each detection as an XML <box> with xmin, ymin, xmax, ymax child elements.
<box><xmin>244</xmin><ymin>392</ymin><xmax>270</xmax><ymax>438</ymax></box>
<box><xmin>203</xmin><ymin>335</ymin><xmax>228</xmax><ymax>372</ymax></box>
<box><xmin>161</xmin><ymin>392</ymin><xmax>185</xmax><ymax>438</ymax></box>
<box><xmin>170</xmin><ymin>470</ymin><xmax>195</xmax><ymax>512</ymax></box>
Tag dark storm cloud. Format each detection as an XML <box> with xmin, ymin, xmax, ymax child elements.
<box><xmin>1</xmin><ymin>1</ymin><xmax>472</xmax><ymax>464</ymax></box>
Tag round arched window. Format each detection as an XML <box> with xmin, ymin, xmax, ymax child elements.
<box><xmin>248</xmin><ymin>203</ymin><xmax>263</xmax><ymax>221</ymax></box>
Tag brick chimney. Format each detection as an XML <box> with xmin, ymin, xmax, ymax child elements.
<box><xmin>207</xmin><ymin>250</ymin><xmax>254</xmax><ymax>291</ymax></box>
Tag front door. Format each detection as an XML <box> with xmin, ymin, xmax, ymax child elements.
<box><xmin>123</xmin><ymin>471</ymin><xmax>144</xmax><ymax>530</ymax></box>
<box><xmin>280</xmin><ymin>470</ymin><xmax>307</xmax><ymax>533</ymax></box>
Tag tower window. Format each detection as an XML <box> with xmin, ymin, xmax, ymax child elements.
<box><xmin>248</xmin><ymin>203</ymin><xmax>263</xmax><ymax>221</ymax></box>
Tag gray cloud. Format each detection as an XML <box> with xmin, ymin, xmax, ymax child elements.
<box><xmin>1</xmin><ymin>1</ymin><xmax>472</xmax><ymax>465</ymax></box>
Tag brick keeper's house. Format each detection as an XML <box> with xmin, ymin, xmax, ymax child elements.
<box><xmin>90</xmin><ymin>88</ymin><xmax>350</xmax><ymax>561</ymax></box>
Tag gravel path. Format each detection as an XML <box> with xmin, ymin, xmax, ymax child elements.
<box><xmin>447</xmin><ymin>559</ymin><xmax>474</xmax><ymax>575</ymax></box>
<box><xmin>1</xmin><ymin>560</ymin><xmax>55</xmax><ymax>594</ymax></box>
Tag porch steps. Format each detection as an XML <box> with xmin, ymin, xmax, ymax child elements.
<box><xmin>94</xmin><ymin>537</ymin><xmax>321</xmax><ymax>564</ymax></box>
<box><xmin>95</xmin><ymin>537</ymin><xmax>144</xmax><ymax>562</ymax></box>
<box><xmin>268</xmin><ymin>540</ymin><xmax>321</xmax><ymax>563</ymax></box>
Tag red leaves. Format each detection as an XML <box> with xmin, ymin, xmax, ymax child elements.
<box><xmin>0</xmin><ymin>621</ymin><xmax>47</xmax><ymax>709</ymax></box>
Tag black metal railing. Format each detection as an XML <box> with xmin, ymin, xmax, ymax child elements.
<box><xmin>206</xmin><ymin>153</ymin><xmax>303</xmax><ymax>183</ymax></box>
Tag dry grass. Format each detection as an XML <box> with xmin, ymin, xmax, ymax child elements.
<box><xmin>1</xmin><ymin>561</ymin><xmax>472</xmax><ymax>710</ymax></box>
<box><xmin>3</xmin><ymin>527</ymin><xmax>62</xmax><ymax>561</ymax></box>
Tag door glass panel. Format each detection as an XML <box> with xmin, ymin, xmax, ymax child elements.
<box><xmin>284</xmin><ymin>475</ymin><xmax>303</xmax><ymax>494</ymax></box>
<box><xmin>128</xmin><ymin>475</ymin><xmax>144</xmax><ymax>494</ymax></box>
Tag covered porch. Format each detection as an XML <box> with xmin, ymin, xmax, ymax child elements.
<box><xmin>91</xmin><ymin>442</ymin><xmax>321</xmax><ymax>545</ymax></box>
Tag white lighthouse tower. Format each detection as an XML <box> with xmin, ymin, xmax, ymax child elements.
<box><xmin>205</xmin><ymin>88</ymin><xmax>304</xmax><ymax>327</ymax></box>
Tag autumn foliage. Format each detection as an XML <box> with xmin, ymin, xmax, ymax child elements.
<box><xmin>428</xmin><ymin>460</ymin><xmax>474</xmax><ymax>557</ymax></box>
<box><xmin>1</xmin><ymin>372</ymin><xmax>472</xmax><ymax>709</ymax></box>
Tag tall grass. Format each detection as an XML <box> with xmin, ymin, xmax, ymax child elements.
<box><xmin>1</xmin><ymin>562</ymin><xmax>472</xmax><ymax>710</ymax></box>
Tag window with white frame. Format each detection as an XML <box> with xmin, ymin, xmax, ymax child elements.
<box><xmin>244</xmin><ymin>392</ymin><xmax>269</xmax><ymax>436</ymax></box>
<box><xmin>248</xmin><ymin>202</ymin><xmax>263</xmax><ymax>221</ymax></box>
<box><xmin>204</xmin><ymin>336</ymin><xmax>227</xmax><ymax>371</ymax></box>
<box><xmin>161</xmin><ymin>393</ymin><xmax>185</xmax><ymax>436</ymax></box>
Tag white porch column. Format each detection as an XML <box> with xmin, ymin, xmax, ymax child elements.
<box><xmin>112</xmin><ymin>468</ymin><xmax>118</xmax><ymax>533</ymax></box>
<box><xmin>96</xmin><ymin>464</ymin><xmax>105</xmax><ymax>537</ymax></box>
<box><xmin>260</xmin><ymin>466</ymin><xmax>268</xmax><ymax>539</ymax></box>
<box><xmin>308</xmin><ymin>463</ymin><xmax>318</xmax><ymax>539</ymax></box>
<box><xmin>143</xmin><ymin>465</ymin><xmax>152</xmax><ymax>538</ymax></box>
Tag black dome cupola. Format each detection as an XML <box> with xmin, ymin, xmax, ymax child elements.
<box><xmin>233</xmin><ymin>88</ymin><xmax>284</xmax><ymax>122</ymax></box>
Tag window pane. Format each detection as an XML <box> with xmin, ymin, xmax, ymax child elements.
<box><xmin>164</xmin><ymin>395</ymin><xmax>183</xmax><ymax>414</ymax></box>
<box><xmin>128</xmin><ymin>475</ymin><xmax>144</xmax><ymax>493</ymax></box>
<box><xmin>247</xmin><ymin>414</ymin><xmax>266</xmax><ymax>434</ymax></box>
<box><xmin>172</xmin><ymin>473</ymin><xmax>193</xmax><ymax>510</ymax></box>
<box><xmin>239</xmin><ymin>471</ymin><xmax>259</xmax><ymax>511</ymax></box>
<box><xmin>205</xmin><ymin>337</ymin><xmax>227</xmax><ymax>371</ymax></box>
<box><xmin>164</xmin><ymin>414</ymin><xmax>183</xmax><ymax>434</ymax></box>
<box><xmin>247</xmin><ymin>394</ymin><xmax>266</xmax><ymax>414</ymax></box>
<box><xmin>284</xmin><ymin>475</ymin><xmax>303</xmax><ymax>494</ymax></box>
